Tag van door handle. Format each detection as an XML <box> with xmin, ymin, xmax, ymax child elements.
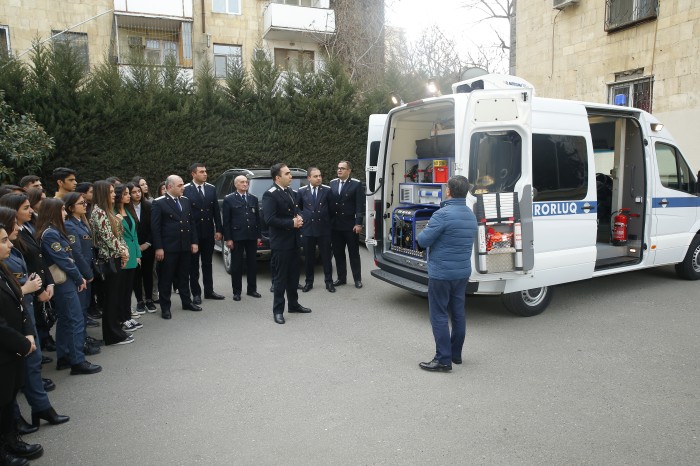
<box><xmin>658</xmin><ymin>199</ymin><xmax>669</xmax><ymax>206</ymax></box>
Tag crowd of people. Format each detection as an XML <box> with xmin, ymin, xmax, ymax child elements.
<box><xmin>0</xmin><ymin>159</ymin><xmax>365</xmax><ymax>465</ymax></box>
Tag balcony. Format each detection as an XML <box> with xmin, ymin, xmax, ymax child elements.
<box><xmin>113</xmin><ymin>0</ymin><xmax>192</xmax><ymax>18</ymax></box>
<box><xmin>263</xmin><ymin>3</ymin><xmax>335</xmax><ymax>42</ymax></box>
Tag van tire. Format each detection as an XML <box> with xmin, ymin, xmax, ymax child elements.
<box><xmin>501</xmin><ymin>286</ymin><xmax>552</xmax><ymax>317</ymax></box>
<box><xmin>675</xmin><ymin>235</ymin><xmax>700</xmax><ymax>280</ymax></box>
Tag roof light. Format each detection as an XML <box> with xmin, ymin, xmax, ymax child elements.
<box><xmin>651</xmin><ymin>123</ymin><xmax>664</xmax><ymax>131</ymax></box>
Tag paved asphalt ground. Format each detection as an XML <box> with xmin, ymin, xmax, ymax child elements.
<box><xmin>22</xmin><ymin>248</ymin><xmax>699</xmax><ymax>465</ymax></box>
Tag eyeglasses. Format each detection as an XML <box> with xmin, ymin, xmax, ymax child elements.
<box><xmin>76</xmin><ymin>201</ymin><xmax>88</xmax><ymax>206</ymax></box>
<box><xmin>337</xmin><ymin>167</ymin><xmax>349</xmax><ymax>171</ymax></box>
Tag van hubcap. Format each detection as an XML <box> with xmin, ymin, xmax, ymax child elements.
<box><xmin>692</xmin><ymin>244</ymin><xmax>700</xmax><ymax>273</ymax></box>
<box><xmin>521</xmin><ymin>288</ymin><xmax>547</xmax><ymax>307</ymax></box>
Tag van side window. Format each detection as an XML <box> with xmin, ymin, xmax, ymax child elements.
<box><xmin>656</xmin><ymin>143</ymin><xmax>696</xmax><ymax>194</ymax></box>
<box><xmin>468</xmin><ymin>131</ymin><xmax>522</xmax><ymax>194</ymax></box>
<box><xmin>532</xmin><ymin>134</ymin><xmax>588</xmax><ymax>201</ymax></box>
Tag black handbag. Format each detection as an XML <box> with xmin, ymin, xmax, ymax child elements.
<box><xmin>35</xmin><ymin>300</ymin><xmax>57</xmax><ymax>329</ymax></box>
<box><xmin>93</xmin><ymin>256</ymin><xmax>120</xmax><ymax>280</ymax></box>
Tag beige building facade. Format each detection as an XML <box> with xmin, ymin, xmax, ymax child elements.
<box><xmin>0</xmin><ymin>0</ymin><xmax>336</xmax><ymax>83</ymax></box>
<box><xmin>515</xmin><ymin>0</ymin><xmax>700</xmax><ymax>167</ymax></box>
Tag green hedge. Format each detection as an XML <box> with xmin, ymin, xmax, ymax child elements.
<box><xmin>0</xmin><ymin>45</ymin><xmax>393</xmax><ymax>190</ymax></box>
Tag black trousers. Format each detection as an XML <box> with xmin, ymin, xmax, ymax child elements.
<box><xmin>159</xmin><ymin>250</ymin><xmax>192</xmax><ymax>312</ymax></box>
<box><xmin>230</xmin><ymin>239</ymin><xmax>257</xmax><ymax>295</ymax></box>
<box><xmin>118</xmin><ymin>268</ymin><xmax>136</xmax><ymax>323</ymax></box>
<box><xmin>332</xmin><ymin>229</ymin><xmax>362</xmax><ymax>282</ymax></box>
<box><xmin>271</xmin><ymin>249</ymin><xmax>300</xmax><ymax>315</ymax></box>
<box><xmin>304</xmin><ymin>235</ymin><xmax>333</xmax><ymax>285</ymax></box>
<box><xmin>190</xmin><ymin>236</ymin><xmax>215</xmax><ymax>297</ymax></box>
<box><xmin>133</xmin><ymin>247</ymin><xmax>155</xmax><ymax>303</ymax></box>
<box><xmin>101</xmin><ymin>268</ymin><xmax>129</xmax><ymax>345</ymax></box>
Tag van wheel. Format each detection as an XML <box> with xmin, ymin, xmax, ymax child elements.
<box><xmin>675</xmin><ymin>235</ymin><xmax>700</xmax><ymax>280</ymax></box>
<box><xmin>222</xmin><ymin>240</ymin><xmax>232</xmax><ymax>275</ymax></box>
<box><xmin>501</xmin><ymin>286</ymin><xmax>552</xmax><ymax>317</ymax></box>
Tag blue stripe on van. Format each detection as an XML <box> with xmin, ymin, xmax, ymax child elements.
<box><xmin>651</xmin><ymin>197</ymin><xmax>700</xmax><ymax>208</ymax></box>
<box><xmin>533</xmin><ymin>201</ymin><xmax>596</xmax><ymax>217</ymax></box>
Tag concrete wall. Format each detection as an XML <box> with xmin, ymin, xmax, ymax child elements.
<box><xmin>516</xmin><ymin>0</ymin><xmax>700</xmax><ymax>167</ymax></box>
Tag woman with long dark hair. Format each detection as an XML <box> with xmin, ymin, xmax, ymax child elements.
<box><xmin>131</xmin><ymin>176</ymin><xmax>151</xmax><ymax>202</ymax></box>
<box><xmin>63</xmin><ymin>193</ymin><xmax>100</xmax><ymax>356</ymax></box>
<box><xmin>113</xmin><ymin>184</ymin><xmax>142</xmax><ymax>330</ymax></box>
<box><xmin>0</xmin><ymin>207</ymin><xmax>69</xmax><ymax>435</ymax></box>
<box><xmin>0</xmin><ymin>193</ymin><xmax>57</xmax><ymax>360</ymax></box>
<box><xmin>36</xmin><ymin>199</ymin><xmax>101</xmax><ymax>375</ymax></box>
<box><xmin>90</xmin><ymin>181</ymin><xmax>133</xmax><ymax>346</ymax></box>
<box><xmin>0</xmin><ymin>221</ymin><xmax>44</xmax><ymax>464</ymax></box>
<box><xmin>128</xmin><ymin>182</ymin><xmax>156</xmax><ymax>313</ymax></box>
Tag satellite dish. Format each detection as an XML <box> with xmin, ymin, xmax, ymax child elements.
<box><xmin>460</xmin><ymin>67</ymin><xmax>489</xmax><ymax>80</ymax></box>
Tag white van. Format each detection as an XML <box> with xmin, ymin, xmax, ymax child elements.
<box><xmin>365</xmin><ymin>74</ymin><xmax>700</xmax><ymax>316</ymax></box>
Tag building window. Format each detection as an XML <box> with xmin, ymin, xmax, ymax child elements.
<box><xmin>532</xmin><ymin>134</ymin><xmax>588</xmax><ymax>202</ymax></box>
<box><xmin>213</xmin><ymin>44</ymin><xmax>242</xmax><ymax>78</ymax></box>
<box><xmin>608</xmin><ymin>72</ymin><xmax>653</xmax><ymax>113</ymax></box>
<box><xmin>605</xmin><ymin>0</ymin><xmax>658</xmax><ymax>32</ymax></box>
<box><xmin>51</xmin><ymin>31</ymin><xmax>89</xmax><ymax>68</ymax></box>
<box><xmin>0</xmin><ymin>25</ymin><xmax>10</xmax><ymax>57</ymax></box>
<box><xmin>213</xmin><ymin>0</ymin><xmax>241</xmax><ymax>15</ymax></box>
<box><xmin>655</xmin><ymin>143</ymin><xmax>695</xmax><ymax>194</ymax></box>
<box><xmin>143</xmin><ymin>39</ymin><xmax>178</xmax><ymax>65</ymax></box>
<box><xmin>274</xmin><ymin>48</ymin><xmax>315</xmax><ymax>72</ymax></box>
<box><xmin>272</xmin><ymin>0</ymin><xmax>321</xmax><ymax>6</ymax></box>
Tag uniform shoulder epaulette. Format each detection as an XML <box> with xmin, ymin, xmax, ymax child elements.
<box><xmin>351</xmin><ymin>178</ymin><xmax>361</xmax><ymax>182</ymax></box>
<box><xmin>181</xmin><ymin>195</ymin><xmax>189</xmax><ymax>199</ymax></box>
<box><xmin>321</xmin><ymin>184</ymin><xmax>330</xmax><ymax>189</ymax></box>
<box><xmin>184</xmin><ymin>182</ymin><xmax>193</xmax><ymax>188</ymax></box>
<box><xmin>267</xmin><ymin>186</ymin><xmax>277</xmax><ymax>193</ymax></box>
<box><xmin>224</xmin><ymin>192</ymin><xmax>236</xmax><ymax>198</ymax></box>
<box><xmin>330</xmin><ymin>178</ymin><xmax>339</xmax><ymax>182</ymax></box>
<box><xmin>155</xmin><ymin>195</ymin><xmax>166</xmax><ymax>201</ymax></box>
<box><xmin>205</xmin><ymin>182</ymin><xmax>214</xmax><ymax>187</ymax></box>
<box><xmin>299</xmin><ymin>185</ymin><xmax>310</xmax><ymax>191</ymax></box>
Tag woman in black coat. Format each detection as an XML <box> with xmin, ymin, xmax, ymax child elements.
<box><xmin>0</xmin><ymin>223</ymin><xmax>43</xmax><ymax>464</ymax></box>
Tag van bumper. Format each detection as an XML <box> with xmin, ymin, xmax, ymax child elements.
<box><xmin>371</xmin><ymin>258</ymin><xmax>479</xmax><ymax>296</ymax></box>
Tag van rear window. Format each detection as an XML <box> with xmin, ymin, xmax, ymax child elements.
<box><xmin>532</xmin><ymin>134</ymin><xmax>588</xmax><ymax>201</ymax></box>
<box><xmin>468</xmin><ymin>131</ymin><xmax>522</xmax><ymax>194</ymax></box>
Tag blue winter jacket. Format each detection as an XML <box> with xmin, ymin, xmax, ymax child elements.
<box><xmin>417</xmin><ymin>198</ymin><xmax>477</xmax><ymax>280</ymax></box>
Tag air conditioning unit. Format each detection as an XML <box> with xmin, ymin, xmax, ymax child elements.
<box><xmin>127</xmin><ymin>36</ymin><xmax>146</xmax><ymax>48</ymax></box>
<box><xmin>553</xmin><ymin>0</ymin><xmax>579</xmax><ymax>10</ymax></box>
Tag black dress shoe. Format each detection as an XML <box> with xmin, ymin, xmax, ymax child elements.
<box><xmin>419</xmin><ymin>359</ymin><xmax>452</xmax><ymax>372</ymax></box>
<box><xmin>162</xmin><ymin>310</ymin><xmax>172</xmax><ymax>319</ymax></box>
<box><xmin>354</xmin><ymin>280</ymin><xmax>363</xmax><ymax>289</ymax></box>
<box><xmin>192</xmin><ymin>295</ymin><xmax>202</xmax><ymax>305</ymax></box>
<box><xmin>84</xmin><ymin>343</ymin><xmax>101</xmax><ymax>356</ymax></box>
<box><xmin>86</xmin><ymin>317</ymin><xmax>100</xmax><ymax>327</ymax></box>
<box><xmin>3</xmin><ymin>433</ymin><xmax>43</xmax><ymax>459</ymax></box>
<box><xmin>288</xmin><ymin>305</ymin><xmax>311</xmax><ymax>313</ymax></box>
<box><xmin>56</xmin><ymin>357</ymin><xmax>71</xmax><ymax>371</ymax></box>
<box><xmin>41</xmin><ymin>339</ymin><xmax>56</xmax><ymax>352</ymax></box>
<box><xmin>302</xmin><ymin>283</ymin><xmax>313</xmax><ymax>292</ymax></box>
<box><xmin>0</xmin><ymin>450</ymin><xmax>29</xmax><ymax>466</ymax></box>
<box><xmin>269</xmin><ymin>285</ymin><xmax>274</xmax><ymax>292</ymax></box>
<box><xmin>247</xmin><ymin>291</ymin><xmax>262</xmax><ymax>298</ymax></box>
<box><xmin>183</xmin><ymin>303</ymin><xmax>203</xmax><ymax>312</ymax></box>
<box><xmin>232</xmin><ymin>294</ymin><xmax>241</xmax><ymax>301</ymax></box>
<box><xmin>452</xmin><ymin>357</ymin><xmax>462</xmax><ymax>365</ymax></box>
<box><xmin>42</xmin><ymin>378</ymin><xmax>56</xmax><ymax>392</ymax></box>
<box><xmin>332</xmin><ymin>279</ymin><xmax>346</xmax><ymax>286</ymax></box>
<box><xmin>86</xmin><ymin>336</ymin><xmax>104</xmax><ymax>347</ymax></box>
<box><xmin>297</xmin><ymin>283</ymin><xmax>303</xmax><ymax>290</ymax></box>
<box><xmin>40</xmin><ymin>355</ymin><xmax>52</xmax><ymax>365</ymax></box>
<box><xmin>326</xmin><ymin>283</ymin><xmax>336</xmax><ymax>293</ymax></box>
<box><xmin>204</xmin><ymin>292</ymin><xmax>225</xmax><ymax>300</ymax></box>
<box><xmin>70</xmin><ymin>361</ymin><xmax>102</xmax><ymax>375</ymax></box>
<box><xmin>31</xmin><ymin>407</ymin><xmax>69</xmax><ymax>427</ymax></box>
<box><xmin>274</xmin><ymin>314</ymin><xmax>285</xmax><ymax>324</ymax></box>
<box><xmin>16</xmin><ymin>416</ymin><xmax>38</xmax><ymax>435</ymax></box>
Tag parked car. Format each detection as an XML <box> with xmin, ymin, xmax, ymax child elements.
<box><xmin>214</xmin><ymin>167</ymin><xmax>308</xmax><ymax>274</ymax></box>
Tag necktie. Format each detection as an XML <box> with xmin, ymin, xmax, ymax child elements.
<box><xmin>339</xmin><ymin>181</ymin><xmax>344</xmax><ymax>195</ymax></box>
<box><xmin>312</xmin><ymin>188</ymin><xmax>317</xmax><ymax>203</ymax></box>
<box><xmin>198</xmin><ymin>185</ymin><xmax>204</xmax><ymax>197</ymax></box>
<box><xmin>242</xmin><ymin>194</ymin><xmax>247</xmax><ymax>206</ymax></box>
<box><xmin>175</xmin><ymin>197</ymin><xmax>182</xmax><ymax>211</ymax></box>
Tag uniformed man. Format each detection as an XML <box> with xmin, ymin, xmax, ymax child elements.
<box><xmin>151</xmin><ymin>175</ymin><xmax>200</xmax><ymax>319</ymax></box>
<box><xmin>222</xmin><ymin>175</ymin><xmax>262</xmax><ymax>301</ymax></box>
<box><xmin>184</xmin><ymin>163</ymin><xmax>224</xmax><ymax>303</ymax></box>
<box><xmin>262</xmin><ymin>163</ymin><xmax>311</xmax><ymax>324</ymax></box>
<box><xmin>297</xmin><ymin>167</ymin><xmax>335</xmax><ymax>293</ymax></box>
<box><xmin>329</xmin><ymin>160</ymin><xmax>364</xmax><ymax>289</ymax></box>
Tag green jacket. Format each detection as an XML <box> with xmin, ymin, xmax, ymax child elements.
<box><xmin>118</xmin><ymin>209</ymin><xmax>142</xmax><ymax>269</ymax></box>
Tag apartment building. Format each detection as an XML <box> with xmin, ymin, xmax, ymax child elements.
<box><xmin>515</xmin><ymin>0</ymin><xmax>700</xmax><ymax>166</ymax></box>
<box><xmin>0</xmin><ymin>0</ymin><xmax>337</xmax><ymax>83</ymax></box>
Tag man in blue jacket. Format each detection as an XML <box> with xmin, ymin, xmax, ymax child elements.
<box><xmin>416</xmin><ymin>175</ymin><xmax>477</xmax><ymax>372</ymax></box>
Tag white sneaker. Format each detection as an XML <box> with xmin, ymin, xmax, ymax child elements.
<box><xmin>129</xmin><ymin>319</ymin><xmax>143</xmax><ymax>329</ymax></box>
<box><xmin>122</xmin><ymin>320</ymin><xmax>139</xmax><ymax>332</ymax></box>
<box><xmin>130</xmin><ymin>309</ymin><xmax>142</xmax><ymax>318</ymax></box>
<box><xmin>115</xmin><ymin>334</ymin><xmax>135</xmax><ymax>345</ymax></box>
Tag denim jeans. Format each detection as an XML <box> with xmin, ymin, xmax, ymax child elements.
<box><xmin>428</xmin><ymin>278</ymin><xmax>468</xmax><ymax>365</ymax></box>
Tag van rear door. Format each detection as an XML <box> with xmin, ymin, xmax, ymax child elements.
<box><xmin>462</xmin><ymin>88</ymin><xmax>535</xmax><ymax>285</ymax></box>
<box><xmin>365</xmin><ymin>114</ymin><xmax>388</xmax><ymax>254</ymax></box>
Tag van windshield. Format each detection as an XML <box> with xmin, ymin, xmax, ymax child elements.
<box><xmin>468</xmin><ymin>130</ymin><xmax>522</xmax><ymax>194</ymax></box>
